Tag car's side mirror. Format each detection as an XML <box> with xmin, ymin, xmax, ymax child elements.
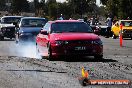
<box><xmin>40</xmin><ymin>30</ymin><xmax>48</xmax><ymax>35</ymax></box>
<box><xmin>13</xmin><ymin>22</ymin><xmax>18</xmax><ymax>27</ymax></box>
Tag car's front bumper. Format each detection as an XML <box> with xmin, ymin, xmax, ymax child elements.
<box><xmin>1</xmin><ymin>27</ymin><xmax>15</xmax><ymax>38</ymax></box>
<box><xmin>121</xmin><ymin>29</ymin><xmax>132</xmax><ymax>38</ymax></box>
<box><xmin>50</xmin><ymin>43</ymin><xmax>103</xmax><ymax>58</ymax></box>
<box><xmin>19</xmin><ymin>33</ymin><xmax>36</xmax><ymax>42</ymax></box>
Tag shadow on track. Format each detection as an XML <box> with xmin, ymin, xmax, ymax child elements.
<box><xmin>6</xmin><ymin>69</ymin><xmax>67</xmax><ymax>73</ymax></box>
<box><xmin>0</xmin><ymin>38</ymin><xmax>14</xmax><ymax>41</ymax></box>
<box><xmin>49</xmin><ymin>56</ymin><xmax>118</xmax><ymax>62</ymax></box>
<box><xmin>122</xmin><ymin>38</ymin><xmax>132</xmax><ymax>40</ymax></box>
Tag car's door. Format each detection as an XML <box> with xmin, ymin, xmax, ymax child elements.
<box><xmin>37</xmin><ymin>23</ymin><xmax>50</xmax><ymax>52</ymax></box>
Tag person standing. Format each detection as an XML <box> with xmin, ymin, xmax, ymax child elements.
<box><xmin>106</xmin><ymin>15</ymin><xmax>113</xmax><ymax>38</ymax></box>
<box><xmin>59</xmin><ymin>14</ymin><xmax>64</xmax><ymax>20</ymax></box>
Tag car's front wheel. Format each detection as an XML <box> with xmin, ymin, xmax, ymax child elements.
<box><xmin>35</xmin><ymin>43</ymin><xmax>41</xmax><ymax>58</ymax></box>
<box><xmin>112</xmin><ymin>33</ymin><xmax>117</xmax><ymax>39</ymax></box>
<box><xmin>47</xmin><ymin>43</ymin><xmax>53</xmax><ymax>60</ymax></box>
<box><xmin>15</xmin><ymin>34</ymin><xmax>19</xmax><ymax>44</ymax></box>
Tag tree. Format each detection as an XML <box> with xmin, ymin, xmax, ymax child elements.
<box><xmin>11</xmin><ymin>0</ymin><xmax>29</xmax><ymax>14</ymax></box>
<box><xmin>48</xmin><ymin>3</ymin><xmax>57</xmax><ymax>19</ymax></box>
<box><xmin>101</xmin><ymin>0</ymin><xmax>132</xmax><ymax>19</ymax></box>
<box><xmin>56</xmin><ymin>2</ymin><xmax>72</xmax><ymax>19</ymax></box>
<box><xmin>100</xmin><ymin>0</ymin><xmax>107</xmax><ymax>5</ymax></box>
<box><xmin>66</xmin><ymin>0</ymin><xmax>98</xmax><ymax>18</ymax></box>
<box><xmin>39</xmin><ymin>0</ymin><xmax>47</xmax><ymax>16</ymax></box>
<box><xmin>118</xmin><ymin>0</ymin><xmax>132</xmax><ymax>19</ymax></box>
<box><xmin>46</xmin><ymin>0</ymin><xmax>57</xmax><ymax>19</ymax></box>
<box><xmin>46</xmin><ymin>0</ymin><xmax>56</xmax><ymax>3</ymax></box>
<box><xmin>0</xmin><ymin>0</ymin><xmax>6</xmax><ymax>10</ymax></box>
<box><xmin>34</xmin><ymin>0</ymin><xmax>39</xmax><ymax>16</ymax></box>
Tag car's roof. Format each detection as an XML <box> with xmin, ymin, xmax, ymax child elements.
<box><xmin>119</xmin><ymin>20</ymin><xmax>132</xmax><ymax>21</ymax></box>
<box><xmin>21</xmin><ymin>17</ymin><xmax>45</xmax><ymax>20</ymax></box>
<box><xmin>48</xmin><ymin>20</ymin><xmax>81</xmax><ymax>24</ymax></box>
<box><xmin>55</xmin><ymin>20</ymin><xmax>80</xmax><ymax>22</ymax></box>
<box><xmin>1</xmin><ymin>16</ymin><xmax>23</xmax><ymax>18</ymax></box>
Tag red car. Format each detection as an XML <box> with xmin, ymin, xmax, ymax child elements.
<box><xmin>36</xmin><ymin>20</ymin><xmax>103</xmax><ymax>60</ymax></box>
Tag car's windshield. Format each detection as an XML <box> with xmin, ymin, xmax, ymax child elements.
<box><xmin>121</xmin><ymin>21</ymin><xmax>132</xmax><ymax>26</ymax></box>
<box><xmin>21</xmin><ymin>19</ymin><xmax>46</xmax><ymax>27</ymax></box>
<box><xmin>51</xmin><ymin>22</ymin><xmax>93</xmax><ymax>33</ymax></box>
<box><xmin>1</xmin><ymin>17</ymin><xmax>22</xmax><ymax>24</ymax></box>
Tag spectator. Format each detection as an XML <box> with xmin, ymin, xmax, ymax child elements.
<box><xmin>127</xmin><ymin>17</ymin><xmax>130</xmax><ymax>20</ymax></box>
<box><xmin>90</xmin><ymin>15</ymin><xmax>96</xmax><ymax>25</ymax></box>
<box><xmin>105</xmin><ymin>14</ymin><xmax>113</xmax><ymax>38</ymax></box>
<box><xmin>113</xmin><ymin>16</ymin><xmax>118</xmax><ymax>24</ymax></box>
<box><xmin>58</xmin><ymin>14</ymin><xmax>64</xmax><ymax>20</ymax></box>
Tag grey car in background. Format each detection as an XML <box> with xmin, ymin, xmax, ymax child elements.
<box><xmin>0</xmin><ymin>16</ymin><xmax>23</xmax><ymax>40</ymax></box>
<box><xmin>15</xmin><ymin>17</ymin><xmax>47</xmax><ymax>44</ymax></box>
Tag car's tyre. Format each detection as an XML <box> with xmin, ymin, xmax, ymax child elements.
<box><xmin>15</xmin><ymin>34</ymin><xmax>18</xmax><ymax>43</ymax></box>
<box><xmin>15</xmin><ymin>34</ymin><xmax>20</xmax><ymax>44</ymax></box>
<box><xmin>94</xmin><ymin>55</ymin><xmax>103</xmax><ymax>59</ymax></box>
<box><xmin>47</xmin><ymin>43</ymin><xmax>53</xmax><ymax>61</ymax></box>
<box><xmin>0</xmin><ymin>36</ymin><xmax>4</xmax><ymax>41</ymax></box>
<box><xmin>119</xmin><ymin>34</ymin><xmax>124</xmax><ymax>40</ymax></box>
<box><xmin>10</xmin><ymin>37</ymin><xmax>13</xmax><ymax>40</ymax></box>
<box><xmin>112</xmin><ymin>33</ymin><xmax>117</xmax><ymax>39</ymax></box>
<box><xmin>15</xmin><ymin>40</ymin><xmax>18</xmax><ymax>44</ymax></box>
<box><xmin>35</xmin><ymin>43</ymin><xmax>40</xmax><ymax>58</ymax></box>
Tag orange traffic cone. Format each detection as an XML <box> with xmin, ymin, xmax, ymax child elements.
<box><xmin>81</xmin><ymin>67</ymin><xmax>89</xmax><ymax>78</ymax></box>
<box><xmin>120</xmin><ymin>24</ymin><xmax>123</xmax><ymax>47</ymax></box>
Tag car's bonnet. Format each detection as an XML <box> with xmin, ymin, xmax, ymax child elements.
<box><xmin>0</xmin><ymin>24</ymin><xmax>15</xmax><ymax>27</ymax></box>
<box><xmin>19</xmin><ymin>27</ymin><xmax>42</xmax><ymax>33</ymax></box>
<box><xmin>50</xmin><ymin>33</ymin><xmax>99</xmax><ymax>41</ymax></box>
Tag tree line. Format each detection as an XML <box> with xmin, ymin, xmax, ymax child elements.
<box><xmin>0</xmin><ymin>0</ymin><xmax>99</xmax><ymax>20</ymax></box>
<box><xmin>0</xmin><ymin>0</ymin><xmax>132</xmax><ymax>20</ymax></box>
<box><xmin>101</xmin><ymin>0</ymin><xmax>132</xmax><ymax>19</ymax></box>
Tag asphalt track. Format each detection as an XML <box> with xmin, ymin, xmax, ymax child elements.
<box><xmin>0</xmin><ymin>36</ymin><xmax>132</xmax><ymax>88</ymax></box>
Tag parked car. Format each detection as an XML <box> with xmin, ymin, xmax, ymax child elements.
<box><xmin>15</xmin><ymin>17</ymin><xmax>47</xmax><ymax>43</ymax></box>
<box><xmin>78</xmin><ymin>19</ymin><xmax>101</xmax><ymax>35</ymax></box>
<box><xmin>90</xmin><ymin>23</ymin><xmax>101</xmax><ymax>35</ymax></box>
<box><xmin>99</xmin><ymin>25</ymin><xmax>108</xmax><ymax>36</ymax></box>
<box><xmin>36</xmin><ymin>20</ymin><xmax>103</xmax><ymax>60</ymax></box>
<box><xmin>0</xmin><ymin>16</ymin><xmax>23</xmax><ymax>40</ymax></box>
<box><xmin>111</xmin><ymin>20</ymin><xmax>132</xmax><ymax>39</ymax></box>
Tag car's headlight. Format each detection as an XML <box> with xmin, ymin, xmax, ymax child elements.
<box><xmin>93</xmin><ymin>40</ymin><xmax>103</xmax><ymax>45</ymax></box>
<box><xmin>1</xmin><ymin>28</ymin><xmax>6</xmax><ymax>32</ymax></box>
<box><xmin>55</xmin><ymin>40</ymin><xmax>68</xmax><ymax>45</ymax></box>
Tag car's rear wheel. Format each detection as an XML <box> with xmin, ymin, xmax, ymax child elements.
<box><xmin>94</xmin><ymin>55</ymin><xmax>103</xmax><ymax>59</ymax></box>
<box><xmin>0</xmin><ymin>36</ymin><xmax>4</xmax><ymax>40</ymax></box>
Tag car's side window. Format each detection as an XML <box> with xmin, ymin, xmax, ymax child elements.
<box><xmin>43</xmin><ymin>22</ymin><xmax>51</xmax><ymax>34</ymax></box>
<box><xmin>43</xmin><ymin>23</ymin><xmax>50</xmax><ymax>31</ymax></box>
